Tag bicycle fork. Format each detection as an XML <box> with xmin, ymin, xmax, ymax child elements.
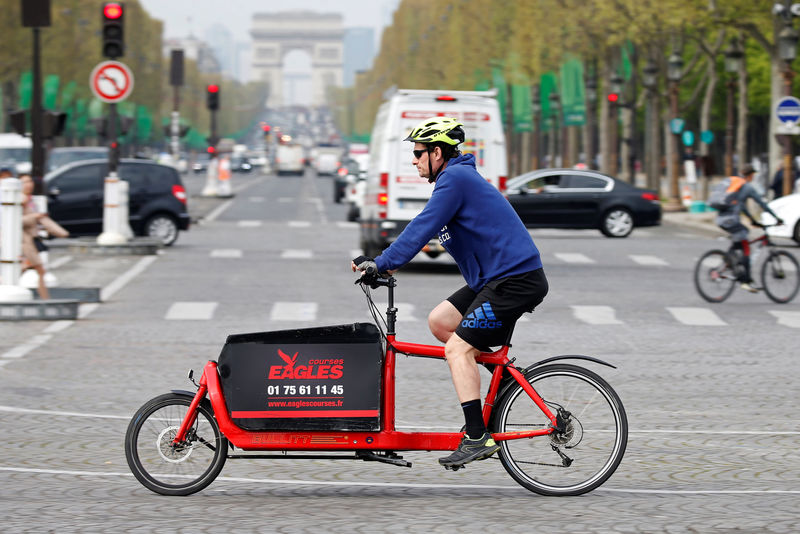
<box><xmin>172</xmin><ymin>370</ymin><xmax>208</xmax><ymax>444</ymax></box>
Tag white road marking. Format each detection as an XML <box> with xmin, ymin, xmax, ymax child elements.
<box><xmin>204</xmin><ymin>199</ymin><xmax>234</xmax><ymax>222</ymax></box>
<box><xmin>165</xmin><ymin>302</ymin><xmax>218</xmax><ymax>320</ymax></box>
<box><xmin>667</xmin><ymin>307</ymin><xmax>727</xmax><ymax>326</ymax></box>
<box><xmin>270</xmin><ymin>302</ymin><xmax>318</xmax><ymax>321</ymax></box>
<box><xmin>2</xmin><ymin>256</ymin><xmax>159</xmax><ymax>365</ymax></box>
<box><xmin>288</xmin><ymin>221</ymin><xmax>311</xmax><ymax>228</ymax></box>
<box><xmin>281</xmin><ymin>249</ymin><xmax>313</xmax><ymax>259</ymax></box>
<box><xmin>210</xmin><ymin>249</ymin><xmax>243</xmax><ymax>258</ymax></box>
<box><xmin>554</xmin><ymin>252</ymin><xmax>595</xmax><ymax>264</ymax></box>
<box><xmin>571</xmin><ymin>305</ymin><xmax>623</xmax><ymax>325</ymax></box>
<box><xmin>249</xmin><ymin>196</ymin><xmax>265</xmax><ymax>202</ymax></box>
<box><xmin>630</xmin><ymin>254</ymin><xmax>669</xmax><ymax>266</ymax></box>
<box><xmin>769</xmin><ymin>310</ymin><xmax>800</xmax><ymax>328</ymax></box>
<box><xmin>0</xmin><ymin>465</ymin><xmax>798</xmax><ymax>495</ymax></box>
<box><xmin>337</xmin><ymin>221</ymin><xmax>359</xmax><ymax>228</ymax></box>
<box><xmin>238</xmin><ymin>220</ymin><xmax>262</xmax><ymax>227</ymax></box>
<box><xmin>1</xmin><ymin>334</ymin><xmax>52</xmax><ymax>359</ymax></box>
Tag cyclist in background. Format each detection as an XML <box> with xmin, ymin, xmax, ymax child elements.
<box><xmin>715</xmin><ymin>164</ymin><xmax>783</xmax><ymax>292</ymax></box>
<box><xmin>352</xmin><ymin>117</ymin><xmax>548</xmax><ymax>468</ymax></box>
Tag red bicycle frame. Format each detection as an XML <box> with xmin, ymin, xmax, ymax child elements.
<box><xmin>173</xmin><ymin>345</ymin><xmax>557</xmax><ymax>452</ymax></box>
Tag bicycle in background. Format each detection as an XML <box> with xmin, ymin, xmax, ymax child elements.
<box><xmin>694</xmin><ymin>224</ymin><xmax>800</xmax><ymax>303</ymax></box>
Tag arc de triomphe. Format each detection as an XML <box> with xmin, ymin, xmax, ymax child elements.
<box><xmin>251</xmin><ymin>11</ymin><xmax>344</xmax><ymax>108</ymax></box>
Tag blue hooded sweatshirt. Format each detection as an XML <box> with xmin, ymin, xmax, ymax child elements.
<box><xmin>374</xmin><ymin>153</ymin><xmax>542</xmax><ymax>291</ymax></box>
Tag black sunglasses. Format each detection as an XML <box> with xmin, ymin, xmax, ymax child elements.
<box><xmin>412</xmin><ymin>148</ymin><xmax>428</xmax><ymax>159</ymax></box>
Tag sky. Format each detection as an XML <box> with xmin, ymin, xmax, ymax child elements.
<box><xmin>139</xmin><ymin>0</ymin><xmax>399</xmax><ymax>47</ymax></box>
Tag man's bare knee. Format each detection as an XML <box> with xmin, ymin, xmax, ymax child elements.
<box><xmin>429</xmin><ymin>301</ymin><xmax>462</xmax><ymax>343</ymax></box>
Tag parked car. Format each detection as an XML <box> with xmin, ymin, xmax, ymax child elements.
<box><xmin>505</xmin><ymin>169</ymin><xmax>661</xmax><ymax>238</ymax></box>
<box><xmin>48</xmin><ymin>146</ymin><xmax>108</xmax><ymax>172</ymax></box>
<box><xmin>761</xmin><ymin>193</ymin><xmax>800</xmax><ymax>244</ymax></box>
<box><xmin>45</xmin><ymin>159</ymin><xmax>190</xmax><ymax>246</ymax></box>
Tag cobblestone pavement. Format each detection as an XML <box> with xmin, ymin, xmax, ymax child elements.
<box><xmin>1</xmin><ymin>172</ymin><xmax>798</xmax><ymax>533</ymax></box>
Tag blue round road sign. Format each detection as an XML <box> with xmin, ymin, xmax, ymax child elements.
<box><xmin>775</xmin><ymin>96</ymin><xmax>800</xmax><ymax>124</ymax></box>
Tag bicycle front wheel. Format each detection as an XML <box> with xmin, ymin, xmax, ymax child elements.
<box><xmin>694</xmin><ymin>250</ymin><xmax>736</xmax><ymax>303</ymax></box>
<box><xmin>125</xmin><ymin>393</ymin><xmax>228</xmax><ymax>496</ymax></box>
<box><xmin>761</xmin><ymin>250</ymin><xmax>800</xmax><ymax>303</ymax></box>
<box><xmin>493</xmin><ymin>364</ymin><xmax>627</xmax><ymax>496</ymax></box>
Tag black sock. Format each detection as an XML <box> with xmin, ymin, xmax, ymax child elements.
<box><xmin>461</xmin><ymin>399</ymin><xmax>486</xmax><ymax>439</ymax></box>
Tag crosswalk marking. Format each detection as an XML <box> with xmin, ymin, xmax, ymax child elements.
<box><xmin>238</xmin><ymin>220</ymin><xmax>262</xmax><ymax>227</ymax></box>
<box><xmin>337</xmin><ymin>221</ymin><xmax>359</xmax><ymax>229</ymax></box>
<box><xmin>249</xmin><ymin>196</ymin><xmax>265</xmax><ymax>202</ymax></box>
<box><xmin>630</xmin><ymin>254</ymin><xmax>669</xmax><ymax>266</ymax></box>
<box><xmin>667</xmin><ymin>307</ymin><xmax>727</xmax><ymax>326</ymax></box>
<box><xmin>288</xmin><ymin>221</ymin><xmax>311</xmax><ymax>228</ymax></box>
<box><xmin>571</xmin><ymin>305</ymin><xmax>623</xmax><ymax>325</ymax></box>
<box><xmin>769</xmin><ymin>311</ymin><xmax>800</xmax><ymax>328</ymax></box>
<box><xmin>270</xmin><ymin>302</ymin><xmax>318</xmax><ymax>321</ymax></box>
<box><xmin>210</xmin><ymin>249</ymin><xmax>242</xmax><ymax>258</ymax></box>
<box><xmin>165</xmin><ymin>302</ymin><xmax>217</xmax><ymax>320</ymax></box>
<box><xmin>281</xmin><ymin>249</ymin><xmax>313</xmax><ymax>259</ymax></box>
<box><xmin>554</xmin><ymin>252</ymin><xmax>595</xmax><ymax>264</ymax></box>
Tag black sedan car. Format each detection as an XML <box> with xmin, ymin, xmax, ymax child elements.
<box><xmin>505</xmin><ymin>169</ymin><xmax>661</xmax><ymax>237</ymax></box>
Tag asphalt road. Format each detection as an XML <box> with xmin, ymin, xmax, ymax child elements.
<box><xmin>1</xmin><ymin>168</ymin><xmax>798</xmax><ymax>533</ymax></box>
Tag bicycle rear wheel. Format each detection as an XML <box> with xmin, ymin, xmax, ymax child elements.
<box><xmin>694</xmin><ymin>250</ymin><xmax>736</xmax><ymax>303</ymax></box>
<box><xmin>493</xmin><ymin>364</ymin><xmax>627</xmax><ymax>496</ymax></box>
<box><xmin>761</xmin><ymin>250</ymin><xmax>800</xmax><ymax>303</ymax></box>
<box><xmin>125</xmin><ymin>393</ymin><xmax>228</xmax><ymax>496</ymax></box>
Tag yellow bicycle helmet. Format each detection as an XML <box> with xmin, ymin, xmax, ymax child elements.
<box><xmin>404</xmin><ymin>117</ymin><xmax>465</xmax><ymax>146</ymax></box>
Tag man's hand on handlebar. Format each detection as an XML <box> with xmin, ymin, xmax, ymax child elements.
<box><xmin>351</xmin><ymin>256</ymin><xmax>393</xmax><ymax>287</ymax></box>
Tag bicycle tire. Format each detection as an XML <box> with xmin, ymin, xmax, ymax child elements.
<box><xmin>125</xmin><ymin>393</ymin><xmax>228</xmax><ymax>496</ymax></box>
<box><xmin>694</xmin><ymin>250</ymin><xmax>736</xmax><ymax>303</ymax></box>
<box><xmin>493</xmin><ymin>364</ymin><xmax>627</xmax><ymax>496</ymax></box>
<box><xmin>761</xmin><ymin>250</ymin><xmax>800</xmax><ymax>304</ymax></box>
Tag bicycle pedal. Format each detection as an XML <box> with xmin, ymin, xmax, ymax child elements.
<box><xmin>443</xmin><ymin>464</ymin><xmax>465</xmax><ymax>472</ymax></box>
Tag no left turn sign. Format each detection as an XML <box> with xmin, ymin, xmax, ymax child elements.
<box><xmin>90</xmin><ymin>60</ymin><xmax>134</xmax><ymax>103</ymax></box>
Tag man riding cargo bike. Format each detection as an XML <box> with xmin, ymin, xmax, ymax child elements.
<box><xmin>353</xmin><ymin>116</ymin><xmax>549</xmax><ymax>468</ymax></box>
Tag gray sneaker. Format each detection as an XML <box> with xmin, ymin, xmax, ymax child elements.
<box><xmin>439</xmin><ymin>433</ymin><xmax>500</xmax><ymax>467</ymax></box>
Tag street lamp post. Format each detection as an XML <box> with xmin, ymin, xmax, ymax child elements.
<box><xmin>549</xmin><ymin>92</ymin><xmax>561</xmax><ymax>166</ymax></box>
<box><xmin>724</xmin><ymin>38</ymin><xmax>744</xmax><ymax>177</ymax></box>
<box><xmin>778</xmin><ymin>23</ymin><xmax>799</xmax><ymax>196</ymax></box>
<box><xmin>531</xmin><ymin>85</ymin><xmax>541</xmax><ymax>169</ymax></box>
<box><xmin>609</xmin><ymin>74</ymin><xmax>623</xmax><ymax>176</ymax></box>
<box><xmin>585</xmin><ymin>70</ymin><xmax>597</xmax><ymax>169</ymax></box>
<box><xmin>665</xmin><ymin>52</ymin><xmax>685</xmax><ymax>211</ymax></box>
<box><xmin>642</xmin><ymin>60</ymin><xmax>659</xmax><ymax>191</ymax></box>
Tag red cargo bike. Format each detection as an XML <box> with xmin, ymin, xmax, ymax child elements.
<box><xmin>125</xmin><ymin>274</ymin><xmax>627</xmax><ymax>496</ymax></box>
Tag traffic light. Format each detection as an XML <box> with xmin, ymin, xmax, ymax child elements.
<box><xmin>206</xmin><ymin>85</ymin><xmax>220</xmax><ymax>110</ymax></box>
<box><xmin>607</xmin><ymin>92</ymin><xmax>620</xmax><ymax>104</ymax></box>
<box><xmin>101</xmin><ymin>2</ymin><xmax>124</xmax><ymax>59</ymax></box>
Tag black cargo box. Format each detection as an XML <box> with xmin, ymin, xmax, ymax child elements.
<box><xmin>217</xmin><ymin>323</ymin><xmax>383</xmax><ymax>431</ymax></box>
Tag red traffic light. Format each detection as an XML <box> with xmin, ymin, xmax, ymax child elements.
<box><xmin>262</xmin><ymin>124</ymin><xmax>271</xmax><ymax>132</ymax></box>
<box><xmin>207</xmin><ymin>84</ymin><xmax>219</xmax><ymax>93</ymax></box>
<box><xmin>103</xmin><ymin>2</ymin><xmax>123</xmax><ymax>19</ymax></box>
<box><xmin>207</xmin><ymin>146</ymin><xmax>216</xmax><ymax>154</ymax></box>
<box><xmin>607</xmin><ymin>93</ymin><xmax>619</xmax><ymax>103</ymax></box>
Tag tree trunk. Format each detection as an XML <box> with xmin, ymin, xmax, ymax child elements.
<box><xmin>735</xmin><ymin>50</ymin><xmax>749</xmax><ymax>175</ymax></box>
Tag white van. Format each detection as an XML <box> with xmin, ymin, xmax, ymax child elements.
<box><xmin>275</xmin><ymin>144</ymin><xmax>305</xmax><ymax>175</ymax></box>
<box><xmin>359</xmin><ymin>89</ymin><xmax>507</xmax><ymax>258</ymax></box>
<box><xmin>0</xmin><ymin>133</ymin><xmax>33</xmax><ymax>174</ymax></box>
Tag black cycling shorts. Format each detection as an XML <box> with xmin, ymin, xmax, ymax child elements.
<box><xmin>447</xmin><ymin>268</ymin><xmax>548</xmax><ymax>352</ymax></box>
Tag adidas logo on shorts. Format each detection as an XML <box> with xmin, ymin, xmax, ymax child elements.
<box><xmin>461</xmin><ymin>302</ymin><xmax>503</xmax><ymax>329</ymax></box>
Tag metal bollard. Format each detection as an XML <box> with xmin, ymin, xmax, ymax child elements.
<box><xmin>97</xmin><ymin>172</ymin><xmax>127</xmax><ymax>245</ymax></box>
<box><xmin>0</xmin><ymin>178</ymin><xmax>33</xmax><ymax>302</ymax></box>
